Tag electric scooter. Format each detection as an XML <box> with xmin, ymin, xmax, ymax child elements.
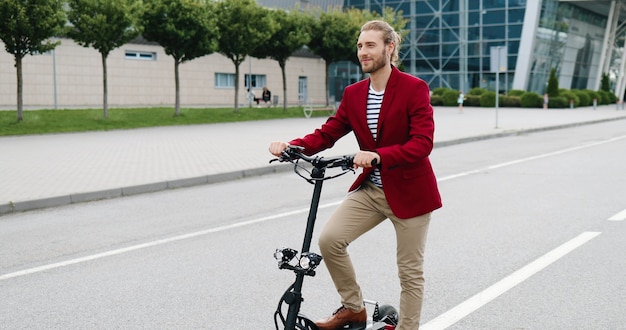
<box><xmin>270</xmin><ymin>146</ymin><xmax>398</xmax><ymax>330</ymax></box>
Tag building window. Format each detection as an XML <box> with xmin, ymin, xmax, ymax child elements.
<box><xmin>125</xmin><ymin>51</ymin><xmax>156</xmax><ymax>60</ymax></box>
<box><xmin>244</xmin><ymin>74</ymin><xmax>267</xmax><ymax>89</ymax></box>
<box><xmin>215</xmin><ymin>73</ymin><xmax>236</xmax><ymax>88</ymax></box>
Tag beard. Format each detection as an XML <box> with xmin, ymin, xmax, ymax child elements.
<box><xmin>361</xmin><ymin>48</ymin><xmax>388</xmax><ymax>74</ymax></box>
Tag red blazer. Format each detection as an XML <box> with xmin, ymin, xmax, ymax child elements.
<box><xmin>290</xmin><ymin>66</ymin><xmax>442</xmax><ymax>219</ymax></box>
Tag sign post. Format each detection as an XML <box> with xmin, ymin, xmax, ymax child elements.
<box><xmin>490</xmin><ymin>46</ymin><xmax>507</xmax><ymax>128</ymax></box>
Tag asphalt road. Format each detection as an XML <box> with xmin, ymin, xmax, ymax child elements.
<box><xmin>1</xmin><ymin>120</ymin><xmax>625</xmax><ymax>329</ymax></box>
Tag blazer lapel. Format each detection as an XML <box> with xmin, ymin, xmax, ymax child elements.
<box><xmin>353</xmin><ymin>79</ymin><xmax>376</xmax><ymax>147</ymax></box>
<box><xmin>376</xmin><ymin>66</ymin><xmax>399</xmax><ymax>145</ymax></box>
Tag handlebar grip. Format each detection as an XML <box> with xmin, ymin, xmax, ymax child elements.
<box><xmin>371</xmin><ymin>158</ymin><xmax>378</xmax><ymax>166</ymax></box>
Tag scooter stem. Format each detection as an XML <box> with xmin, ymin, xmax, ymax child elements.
<box><xmin>301</xmin><ymin>171</ymin><xmax>324</xmax><ymax>253</ymax></box>
<box><xmin>285</xmin><ymin>167</ymin><xmax>326</xmax><ymax>330</ymax></box>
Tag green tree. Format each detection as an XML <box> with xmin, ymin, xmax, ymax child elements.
<box><xmin>600</xmin><ymin>72</ymin><xmax>611</xmax><ymax>92</ymax></box>
<box><xmin>143</xmin><ymin>0</ymin><xmax>219</xmax><ymax>116</ymax></box>
<box><xmin>251</xmin><ymin>8</ymin><xmax>312</xmax><ymax>110</ymax></box>
<box><xmin>308</xmin><ymin>8</ymin><xmax>361</xmax><ymax>106</ymax></box>
<box><xmin>547</xmin><ymin>67</ymin><xmax>559</xmax><ymax>97</ymax></box>
<box><xmin>308</xmin><ymin>7</ymin><xmax>407</xmax><ymax>105</ymax></box>
<box><xmin>215</xmin><ymin>0</ymin><xmax>276</xmax><ymax>113</ymax></box>
<box><xmin>66</xmin><ymin>0</ymin><xmax>143</xmax><ymax>119</ymax></box>
<box><xmin>0</xmin><ymin>0</ymin><xmax>65</xmax><ymax>122</ymax></box>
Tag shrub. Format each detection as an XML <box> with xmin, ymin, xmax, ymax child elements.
<box><xmin>520</xmin><ymin>92</ymin><xmax>542</xmax><ymax>108</ymax></box>
<box><xmin>608</xmin><ymin>91</ymin><xmax>618</xmax><ymax>103</ymax></box>
<box><xmin>559</xmin><ymin>90</ymin><xmax>580</xmax><ymax>107</ymax></box>
<box><xmin>501</xmin><ymin>95</ymin><xmax>521</xmax><ymax>107</ymax></box>
<box><xmin>572</xmin><ymin>90</ymin><xmax>590</xmax><ymax>107</ymax></box>
<box><xmin>442</xmin><ymin>89</ymin><xmax>460</xmax><ymax>106</ymax></box>
<box><xmin>469</xmin><ymin>87</ymin><xmax>487</xmax><ymax>96</ymax></box>
<box><xmin>480</xmin><ymin>91</ymin><xmax>498</xmax><ymax>107</ymax></box>
<box><xmin>584</xmin><ymin>90</ymin><xmax>599</xmax><ymax>105</ymax></box>
<box><xmin>601</xmin><ymin>72</ymin><xmax>610</xmax><ymax>92</ymax></box>
<box><xmin>508</xmin><ymin>89</ymin><xmax>525</xmax><ymax>97</ymax></box>
<box><xmin>596</xmin><ymin>90</ymin><xmax>611</xmax><ymax>104</ymax></box>
<box><xmin>430</xmin><ymin>95</ymin><xmax>443</xmax><ymax>106</ymax></box>
<box><xmin>432</xmin><ymin>87</ymin><xmax>449</xmax><ymax>96</ymax></box>
<box><xmin>465</xmin><ymin>95</ymin><xmax>481</xmax><ymax>106</ymax></box>
<box><xmin>596</xmin><ymin>89</ymin><xmax>617</xmax><ymax>104</ymax></box>
<box><xmin>548</xmin><ymin>96</ymin><xmax>568</xmax><ymax>108</ymax></box>
<box><xmin>547</xmin><ymin>68</ymin><xmax>559</xmax><ymax>97</ymax></box>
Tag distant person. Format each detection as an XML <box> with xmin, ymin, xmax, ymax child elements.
<box><xmin>262</xmin><ymin>86</ymin><xmax>272</xmax><ymax>107</ymax></box>
<box><xmin>457</xmin><ymin>91</ymin><xmax>465</xmax><ymax>113</ymax></box>
<box><xmin>544</xmin><ymin>93</ymin><xmax>549</xmax><ymax>109</ymax></box>
<box><xmin>247</xmin><ymin>88</ymin><xmax>259</xmax><ymax>106</ymax></box>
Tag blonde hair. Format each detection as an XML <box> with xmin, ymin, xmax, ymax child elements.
<box><xmin>360</xmin><ymin>20</ymin><xmax>402</xmax><ymax>66</ymax></box>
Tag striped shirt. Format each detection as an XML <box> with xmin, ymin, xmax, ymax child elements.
<box><xmin>367</xmin><ymin>85</ymin><xmax>383</xmax><ymax>187</ymax></box>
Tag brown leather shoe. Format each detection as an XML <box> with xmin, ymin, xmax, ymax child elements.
<box><xmin>314</xmin><ymin>305</ymin><xmax>367</xmax><ymax>330</ymax></box>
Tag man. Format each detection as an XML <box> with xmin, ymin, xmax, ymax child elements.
<box><xmin>269</xmin><ymin>20</ymin><xmax>441</xmax><ymax>330</ymax></box>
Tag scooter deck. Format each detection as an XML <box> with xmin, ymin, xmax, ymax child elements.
<box><xmin>340</xmin><ymin>321</ymin><xmax>393</xmax><ymax>330</ymax></box>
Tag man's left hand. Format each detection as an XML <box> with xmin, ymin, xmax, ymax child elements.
<box><xmin>353</xmin><ymin>151</ymin><xmax>380</xmax><ymax>168</ymax></box>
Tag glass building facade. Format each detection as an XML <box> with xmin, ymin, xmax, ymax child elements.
<box><xmin>345</xmin><ymin>0</ymin><xmax>528</xmax><ymax>93</ymax></box>
<box><xmin>527</xmin><ymin>2</ymin><xmax>608</xmax><ymax>93</ymax></box>
<box><xmin>340</xmin><ymin>0</ymin><xmax>623</xmax><ymax>97</ymax></box>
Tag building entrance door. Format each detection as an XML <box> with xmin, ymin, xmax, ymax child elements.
<box><xmin>298</xmin><ymin>76</ymin><xmax>308</xmax><ymax>105</ymax></box>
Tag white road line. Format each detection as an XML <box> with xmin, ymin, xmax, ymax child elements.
<box><xmin>437</xmin><ymin>134</ymin><xmax>626</xmax><ymax>182</ymax></box>
<box><xmin>0</xmin><ymin>206</ymin><xmax>314</xmax><ymax>281</ymax></box>
<box><xmin>608</xmin><ymin>209</ymin><xmax>626</xmax><ymax>221</ymax></box>
<box><xmin>421</xmin><ymin>231</ymin><xmax>601</xmax><ymax>330</ymax></box>
<box><xmin>3</xmin><ymin>135</ymin><xmax>623</xmax><ymax>280</ymax></box>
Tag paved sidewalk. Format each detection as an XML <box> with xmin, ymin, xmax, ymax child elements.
<box><xmin>1</xmin><ymin>105</ymin><xmax>625</xmax><ymax>215</ymax></box>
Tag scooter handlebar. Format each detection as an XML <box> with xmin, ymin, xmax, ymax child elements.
<box><xmin>273</xmin><ymin>145</ymin><xmax>355</xmax><ymax>170</ymax></box>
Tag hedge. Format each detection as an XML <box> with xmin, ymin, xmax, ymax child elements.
<box><xmin>427</xmin><ymin>87</ymin><xmax>617</xmax><ymax>108</ymax></box>
<box><xmin>548</xmin><ymin>96</ymin><xmax>568</xmax><ymax>108</ymax></box>
<box><xmin>465</xmin><ymin>95</ymin><xmax>481</xmax><ymax>106</ymax></box>
<box><xmin>480</xmin><ymin>91</ymin><xmax>498</xmax><ymax>107</ymax></box>
<box><xmin>520</xmin><ymin>92</ymin><xmax>542</xmax><ymax>108</ymax></box>
<box><xmin>430</xmin><ymin>95</ymin><xmax>443</xmax><ymax>106</ymax></box>
<box><xmin>469</xmin><ymin>87</ymin><xmax>487</xmax><ymax>95</ymax></box>
<box><xmin>572</xmin><ymin>90</ymin><xmax>590</xmax><ymax>107</ymax></box>
<box><xmin>431</xmin><ymin>87</ymin><xmax>448</xmax><ymax>96</ymax></box>
<box><xmin>441</xmin><ymin>90</ymin><xmax>459</xmax><ymax>106</ymax></box>
<box><xmin>508</xmin><ymin>89</ymin><xmax>525</xmax><ymax>97</ymax></box>
<box><xmin>559</xmin><ymin>90</ymin><xmax>580</xmax><ymax>107</ymax></box>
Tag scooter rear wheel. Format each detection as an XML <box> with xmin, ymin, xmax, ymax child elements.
<box><xmin>374</xmin><ymin>304</ymin><xmax>398</xmax><ymax>326</ymax></box>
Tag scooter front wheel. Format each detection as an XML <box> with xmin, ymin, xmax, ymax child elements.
<box><xmin>293</xmin><ymin>314</ymin><xmax>318</xmax><ymax>330</ymax></box>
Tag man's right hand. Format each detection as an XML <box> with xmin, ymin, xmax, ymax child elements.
<box><xmin>268</xmin><ymin>141</ymin><xmax>289</xmax><ymax>157</ymax></box>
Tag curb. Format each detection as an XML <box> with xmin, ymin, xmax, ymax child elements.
<box><xmin>2</xmin><ymin>115</ymin><xmax>626</xmax><ymax>216</ymax></box>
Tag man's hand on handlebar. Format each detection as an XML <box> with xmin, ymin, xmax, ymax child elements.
<box><xmin>269</xmin><ymin>142</ymin><xmax>379</xmax><ymax>168</ymax></box>
<box><xmin>353</xmin><ymin>151</ymin><xmax>380</xmax><ymax>168</ymax></box>
<box><xmin>269</xmin><ymin>141</ymin><xmax>289</xmax><ymax>157</ymax></box>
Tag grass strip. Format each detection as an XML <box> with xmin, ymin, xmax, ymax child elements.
<box><xmin>0</xmin><ymin>106</ymin><xmax>330</xmax><ymax>136</ymax></box>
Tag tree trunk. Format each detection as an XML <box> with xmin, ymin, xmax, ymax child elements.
<box><xmin>175</xmin><ymin>60</ymin><xmax>181</xmax><ymax>116</ymax></box>
<box><xmin>325</xmin><ymin>60</ymin><xmax>331</xmax><ymax>107</ymax></box>
<box><xmin>102</xmin><ymin>53</ymin><xmax>109</xmax><ymax>119</ymax></box>
<box><xmin>280</xmin><ymin>60</ymin><xmax>287</xmax><ymax>110</ymax></box>
<box><xmin>16</xmin><ymin>56</ymin><xmax>24</xmax><ymax>122</ymax></box>
<box><xmin>234</xmin><ymin>61</ymin><xmax>240</xmax><ymax>113</ymax></box>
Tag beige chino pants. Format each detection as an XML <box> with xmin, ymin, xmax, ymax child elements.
<box><xmin>318</xmin><ymin>181</ymin><xmax>431</xmax><ymax>329</ymax></box>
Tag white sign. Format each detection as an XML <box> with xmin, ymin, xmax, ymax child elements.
<box><xmin>490</xmin><ymin>46</ymin><xmax>507</xmax><ymax>73</ymax></box>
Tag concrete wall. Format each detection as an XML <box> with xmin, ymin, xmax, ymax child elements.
<box><xmin>0</xmin><ymin>38</ymin><xmax>327</xmax><ymax>109</ymax></box>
